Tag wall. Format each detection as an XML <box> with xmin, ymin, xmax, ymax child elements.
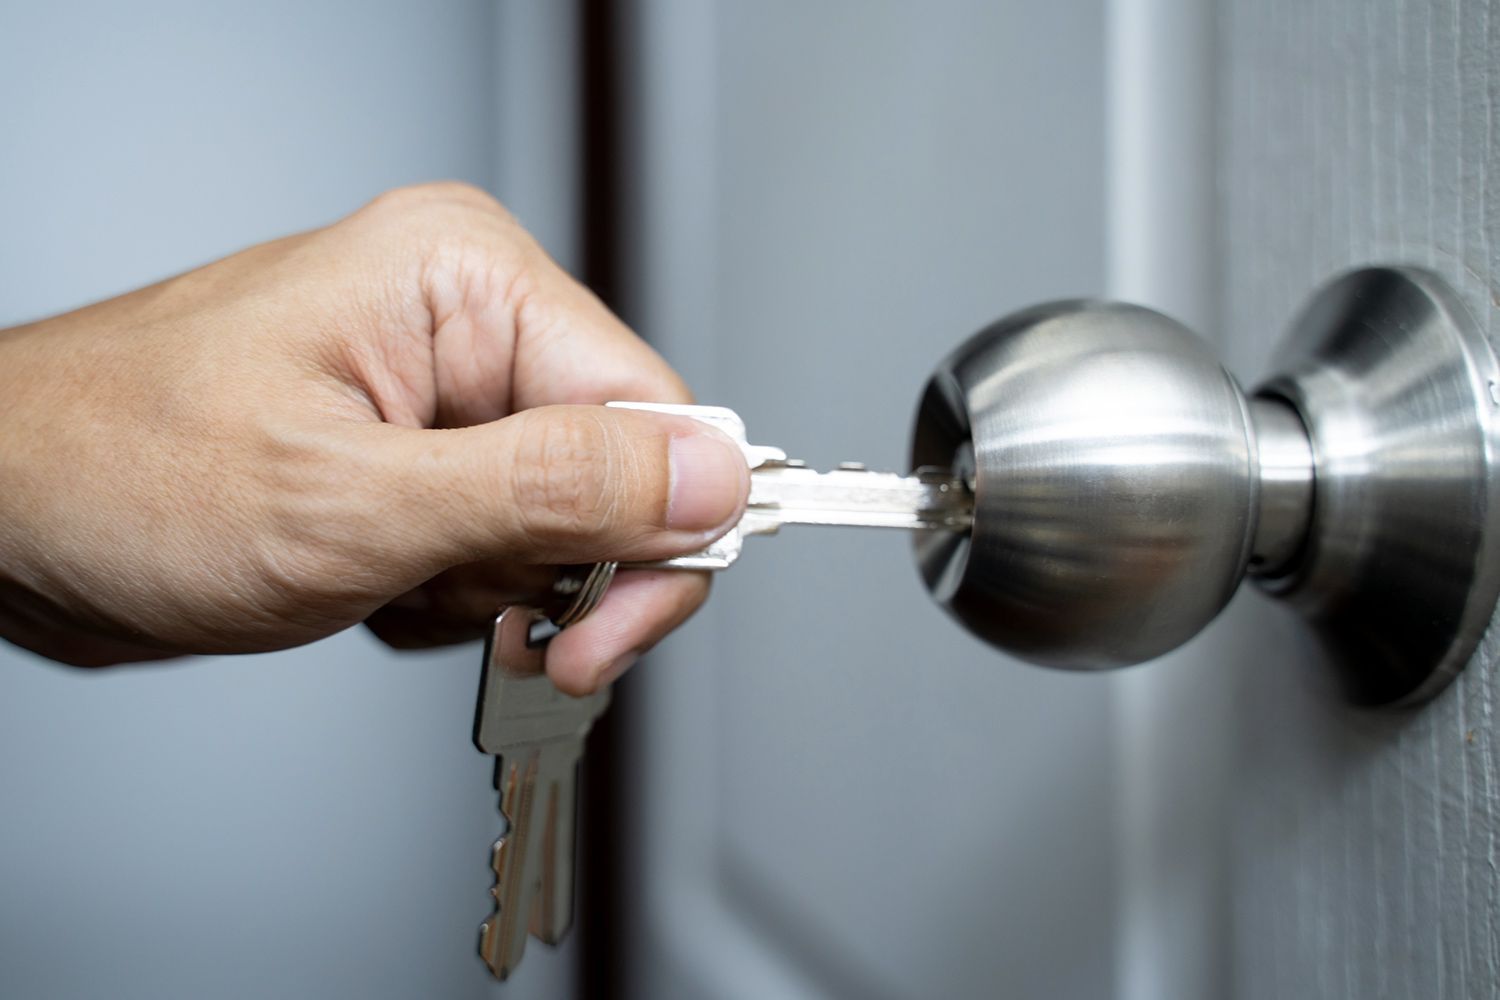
<box><xmin>0</xmin><ymin>4</ymin><xmax>573</xmax><ymax>997</ymax></box>
<box><xmin>1218</xmin><ymin>0</ymin><xmax>1500</xmax><ymax>996</ymax></box>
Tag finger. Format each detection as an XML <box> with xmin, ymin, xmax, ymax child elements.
<box><xmin>362</xmin><ymin>560</ymin><xmax>561</xmax><ymax>650</ymax></box>
<box><xmin>359</xmin><ymin>403</ymin><xmax>749</xmax><ymax>576</ymax></box>
<box><xmin>505</xmin><ymin>253</ymin><xmax>695</xmax><ymax>409</ymax></box>
<box><xmin>331</xmin><ymin>184</ymin><xmax>694</xmax><ymax>428</ymax></box>
<box><xmin>543</xmin><ymin>569</ymin><xmax>711</xmax><ymax>696</ymax></box>
<box><xmin>410</xmin><ymin>194</ymin><xmax>693</xmax><ymax>424</ymax></box>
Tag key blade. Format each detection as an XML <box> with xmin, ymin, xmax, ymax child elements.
<box><xmin>529</xmin><ymin>741</ymin><xmax>584</xmax><ymax>946</ymax></box>
<box><xmin>604</xmin><ymin>401</ymin><xmax>973</xmax><ymax>570</ymax></box>
<box><xmin>474</xmin><ymin>609</ymin><xmax>606</xmax><ymax>980</ymax></box>
<box><xmin>480</xmin><ymin>740</ymin><xmax>586</xmax><ymax>980</ymax></box>
<box><xmin>481</xmin><ymin>748</ymin><xmax>541</xmax><ymax>979</ymax></box>
<box><xmin>743</xmin><ymin>463</ymin><xmax>973</xmax><ymax>534</ymax></box>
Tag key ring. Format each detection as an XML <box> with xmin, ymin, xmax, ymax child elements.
<box><xmin>549</xmin><ymin>561</ymin><xmax>618</xmax><ymax>629</ymax></box>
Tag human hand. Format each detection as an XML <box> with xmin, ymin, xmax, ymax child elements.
<box><xmin>0</xmin><ymin>183</ymin><xmax>749</xmax><ymax>694</ymax></box>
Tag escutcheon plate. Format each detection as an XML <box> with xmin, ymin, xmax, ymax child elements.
<box><xmin>1254</xmin><ymin>267</ymin><xmax>1500</xmax><ymax>707</ymax></box>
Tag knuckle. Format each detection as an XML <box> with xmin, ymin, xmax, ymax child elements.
<box><xmin>363</xmin><ymin>180</ymin><xmax>505</xmax><ymax>219</ymax></box>
<box><xmin>354</xmin><ymin>184</ymin><xmax>537</xmax><ymax>326</ymax></box>
<box><xmin>354</xmin><ymin>183</ymin><xmax>520</xmax><ymax>260</ymax></box>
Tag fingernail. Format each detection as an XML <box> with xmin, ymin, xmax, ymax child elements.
<box><xmin>667</xmin><ymin>430</ymin><xmax>747</xmax><ymax>531</ymax></box>
<box><xmin>599</xmin><ymin>651</ymin><xmax>639</xmax><ymax>686</ymax></box>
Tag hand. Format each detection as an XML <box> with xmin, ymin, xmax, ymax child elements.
<box><xmin>0</xmin><ymin>183</ymin><xmax>749</xmax><ymax>694</ymax></box>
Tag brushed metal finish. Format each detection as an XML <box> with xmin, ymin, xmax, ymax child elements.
<box><xmin>610</xmin><ymin>401</ymin><xmax>970</xmax><ymax>571</ymax></box>
<box><xmin>1253</xmin><ymin>267</ymin><xmax>1500</xmax><ymax>706</ymax></box>
<box><xmin>911</xmin><ymin>301</ymin><xmax>1258</xmax><ymax>669</ymax></box>
<box><xmin>1246</xmin><ymin>396</ymin><xmax>1314</xmax><ymax>576</ymax></box>
<box><xmin>911</xmin><ymin>267</ymin><xmax>1500</xmax><ymax>706</ymax></box>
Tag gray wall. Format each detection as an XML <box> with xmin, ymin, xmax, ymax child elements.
<box><xmin>0</xmin><ymin>4</ymin><xmax>573</xmax><ymax>997</ymax></box>
<box><xmin>1218</xmin><ymin>0</ymin><xmax>1500</xmax><ymax>996</ymax></box>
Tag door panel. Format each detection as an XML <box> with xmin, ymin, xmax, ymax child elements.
<box><xmin>1219</xmin><ymin>0</ymin><xmax>1500</xmax><ymax>995</ymax></box>
<box><xmin>617</xmin><ymin>3</ymin><xmax>1118</xmax><ymax>997</ymax></box>
<box><xmin>618</xmin><ymin>1</ymin><xmax>1500</xmax><ymax>998</ymax></box>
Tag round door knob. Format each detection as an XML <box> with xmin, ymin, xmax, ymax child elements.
<box><xmin>912</xmin><ymin>267</ymin><xmax>1500</xmax><ymax>706</ymax></box>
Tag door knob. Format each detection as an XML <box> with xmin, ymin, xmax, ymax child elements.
<box><xmin>912</xmin><ymin>267</ymin><xmax>1500</xmax><ymax>706</ymax></box>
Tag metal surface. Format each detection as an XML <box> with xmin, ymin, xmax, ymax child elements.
<box><xmin>550</xmin><ymin>561</ymin><xmax>618</xmax><ymax>628</ymax></box>
<box><xmin>611</xmin><ymin>401</ymin><xmax>971</xmax><ymax>571</ymax></box>
<box><xmin>1246</xmin><ymin>397</ymin><xmax>1314</xmax><ymax>575</ymax></box>
<box><xmin>739</xmin><ymin>463</ymin><xmax>971</xmax><ymax>532</ymax></box>
<box><xmin>910</xmin><ymin>268</ymin><xmax>1500</xmax><ymax>706</ymax></box>
<box><xmin>474</xmin><ymin>606</ymin><xmax>611</xmax><ymax>980</ymax></box>
<box><xmin>1252</xmin><ymin>267</ymin><xmax>1500</xmax><ymax>706</ymax></box>
<box><xmin>911</xmin><ymin>301</ymin><xmax>1258</xmax><ymax>669</ymax></box>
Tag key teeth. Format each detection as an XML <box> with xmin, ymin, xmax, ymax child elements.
<box><xmin>480</xmin><ymin>830</ymin><xmax>571</xmax><ymax>978</ymax></box>
<box><xmin>479</xmin><ymin>921</ymin><xmax>529</xmax><ymax>980</ymax></box>
<box><xmin>482</xmin><ymin>757</ymin><xmax>536</xmax><ymax>981</ymax></box>
<box><xmin>477</xmin><ymin>603</ymin><xmax>604</xmax><ymax>981</ymax></box>
<box><xmin>478</xmin><ymin>918</ymin><xmax>523</xmax><ymax>980</ymax></box>
<box><xmin>482</xmin><ymin>753</ymin><xmax>577</xmax><ymax>979</ymax></box>
<box><xmin>481</xmin><ymin>828</ymin><xmax>529</xmax><ymax>979</ymax></box>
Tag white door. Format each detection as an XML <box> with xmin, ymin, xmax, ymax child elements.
<box><xmin>616</xmin><ymin>3</ymin><xmax>1127</xmax><ymax>998</ymax></box>
<box><xmin>1218</xmin><ymin>0</ymin><xmax>1500</xmax><ymax>993</ymax></box>
<box><xmin>609</xmin><ymin>1</ymin><xmax>1499</xmax><ymax>998</ymax></box>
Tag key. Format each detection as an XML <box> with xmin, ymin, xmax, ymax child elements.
<box><xmin>607</xmin><ymin>401</ymin><xmax>973</xmax><ymax>570</ymax></box>
<box><xmin>472</xmin><ymin>579</ymin><xmax>612</xmax><ymax>979</ymax></box>
<box><xmin>470</xmin><ymin>405</ymin><xmax>970</xmax><ymax>981</ymax></box>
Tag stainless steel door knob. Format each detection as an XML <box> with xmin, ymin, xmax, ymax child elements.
<box><xmin>912</xmin><ymin>267</ymin><xmax>1500</xmax><ymax>706</ymax></box>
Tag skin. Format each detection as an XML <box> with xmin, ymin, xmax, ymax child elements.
<box><xmin>0</xmin><ymin>182</ymin><xmax>750</xmax><ymax>695</ymax></box>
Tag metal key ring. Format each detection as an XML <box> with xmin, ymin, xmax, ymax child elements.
<box><xmin>550</xmin><ymin>561</ymin><xmax>618</xmax><ymax>629</ymax></box>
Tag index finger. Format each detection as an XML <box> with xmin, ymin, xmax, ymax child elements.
<box><xmin>507</xmin><ymin>251</ymin><xmax>695</xmax><ymax>411</ymax></box>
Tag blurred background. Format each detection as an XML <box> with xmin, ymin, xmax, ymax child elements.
<box><xmin>2</xmin><ymin>2</ymin><xmax>1495</xmax><ymax>999</ymax></box>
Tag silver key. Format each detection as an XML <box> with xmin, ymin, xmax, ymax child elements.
<box><xmin>473</xmin><ymin>600</ymin><xmax>610</xmax><ymax>979</ymax></box>
<box><xmin>470</xmin><ymin>404</ymin><xmax>969</xmax><ymax>980</ymax></box>
<box><xmin>608</xmin><ymin>401</ymin><xmax>973</xmax><ymax>570</ymax></box>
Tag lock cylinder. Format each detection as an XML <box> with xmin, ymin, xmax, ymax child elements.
<box><xmin>911</xmin><ymin>300</ymin><xmax>1259</xmax><ymax>672</ymax></box>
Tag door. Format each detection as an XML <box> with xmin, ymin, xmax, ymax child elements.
<box><xmin>1218</xmin><ymin>1</ymin><xmax>1500</xmax><ymax>993</ymax></box>
<box><xmin>612</xmin><ymin>3</ymin><xmax>1125</xmax><ymax>998</ymax></box>
<box><xmin>606</xmin><ymin>1</ymin><xmax>1500</xmax><ymax>998</ymax></box>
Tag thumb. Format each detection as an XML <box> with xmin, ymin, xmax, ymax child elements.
<box><xmin>368</xmin><ymin>404</ymin><xmax>750</xmax><ymax>571</ymax></box>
